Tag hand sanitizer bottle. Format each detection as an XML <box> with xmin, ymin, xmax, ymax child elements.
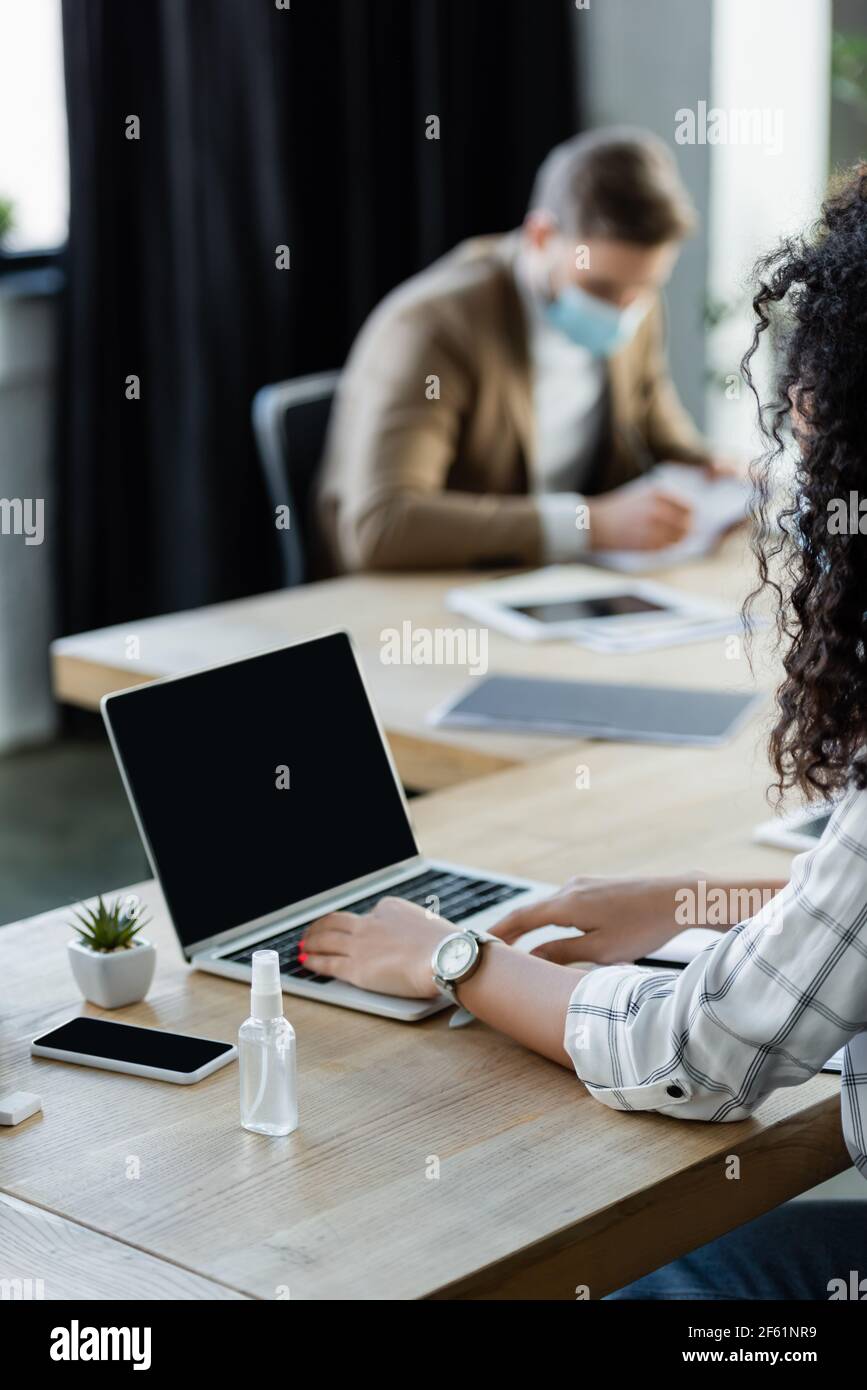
<box><xmin>239</xmin><ymin>949</ymin><xmax>298</xmax><ymax>1136</ymax></box>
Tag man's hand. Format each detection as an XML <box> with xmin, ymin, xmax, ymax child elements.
<box><xmin>302</xmin><ymin>897</ymin><xmax>449</xmax><ymax>998</ymax></box>
<box><xmin>703</xmin><ymin>453</ymin><xmax>747</xmax><ymax>480</ymax></box>
<box><xmin>587</xmin><ymin>484</ymin><xmax>692</xmax><ymax>551</ymax></box>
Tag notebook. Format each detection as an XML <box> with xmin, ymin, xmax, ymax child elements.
<box><xmin>432</xmin><ymin>675</ymin><xmax>761</xmax><ymax>747</ymax></box>
<box><xmin>590</xmin><ymin>463</ymin><xmax>751</xmax><ymax>573</ymax></box>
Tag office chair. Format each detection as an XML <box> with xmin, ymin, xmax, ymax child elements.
<box><xmin>251</xmin><ymin>370</ymin><xmax>339</xmax><ymax>587</ymax></box>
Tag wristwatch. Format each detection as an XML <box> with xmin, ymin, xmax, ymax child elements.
<box><xmin>431</xmin><ymin>926</ymin><xmax>496</xmax><ymax>1007</ymax></box>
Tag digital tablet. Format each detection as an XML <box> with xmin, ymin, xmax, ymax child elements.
<box><xmin>509</xmin><ymin>594</ymin><xmax>670</xmax><ymax>624</ymax></box>
<box><xmin>753</xmin><ymin>804</ymin><xmax>835</xmax><ymax>852</ymax></box>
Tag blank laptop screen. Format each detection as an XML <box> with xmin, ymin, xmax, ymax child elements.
<box><xmin>103</xmin><ymin>633</ymin><xmax>418</xmax><ymax>952</ymax></box>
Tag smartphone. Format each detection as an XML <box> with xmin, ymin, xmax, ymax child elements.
<box><xmin>31</xmin><ymin>1016</ymin><xmax>237</xmax><ymax>1085</ymax></box>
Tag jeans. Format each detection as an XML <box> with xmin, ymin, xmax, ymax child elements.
<box><xmin>607</xmin><ymin>1200</ymin><xmax>867</xmax><ymax>1300</ymax></box>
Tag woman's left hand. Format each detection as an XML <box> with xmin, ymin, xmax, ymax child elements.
<box><xmin>302</xmin><ymin>898</ymin><xmax>451</xmax><ymax>998</ymax></box>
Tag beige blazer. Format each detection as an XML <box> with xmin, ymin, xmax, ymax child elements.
<box><xmin>315</xmin><ymin>233</ymin><xmax>711</xmax><ymax>573</ymax></box>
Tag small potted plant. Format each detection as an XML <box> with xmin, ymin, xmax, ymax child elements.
<box><xmin>67</xmin><ymin>895</ymin><xmax>156</xmax><ymax>1009</ymax></box>
<box><xmin>0</xmin><ymin>197</ymin><xmax>14</xmax><ymax>246</ymax></box>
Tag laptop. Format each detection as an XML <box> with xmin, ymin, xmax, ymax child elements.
<box><xmin>101</xmin><ymin>631</ymin><xmax>552</xmax><ymax>1021</ymax></box>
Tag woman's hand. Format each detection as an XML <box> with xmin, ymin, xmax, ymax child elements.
<box><xmin>302</xmin><ymin>898</ymin><xmax>450</xmax><ymax>998</ymax></box>
<box><xmin>489</xmin><ymin>875</ymin><xmax>706</xmax><ymax>965</ymax></box>
<box><xmin>302</xmin><ymin>896</ymin><xmax>585</xmax><ymax>1067</ymax></box>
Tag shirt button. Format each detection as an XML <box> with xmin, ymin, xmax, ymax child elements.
<box><xmin>666</xmin><ymin>1083</ymin><xmax>685</xmax><ymax>1098</ymax></box>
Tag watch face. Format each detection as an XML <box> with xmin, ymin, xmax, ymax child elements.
<box><xmin>438</xmin><ymin>934</ymin><xmax>475</xmax><ymax>980</ymax></box>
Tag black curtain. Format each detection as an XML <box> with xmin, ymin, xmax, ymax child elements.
<box><xmin>58</xmin><ymin>0</ymin><xmax>579</xmax><ymax>634</ymax></box>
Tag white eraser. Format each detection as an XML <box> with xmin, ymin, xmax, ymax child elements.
<box><xmin>0</xmin><ymin>1091</ymin><xmax>43</xmax><ymax>1126</ymax></box>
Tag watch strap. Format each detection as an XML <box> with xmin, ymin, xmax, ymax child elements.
<box><xmin>448</xmin><ymin>1006</ymin><xmax>476</xmax><ymax>1029</ymax></box>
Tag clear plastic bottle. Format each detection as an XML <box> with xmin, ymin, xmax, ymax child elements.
<box><xmin>239</xmin><ymin>949</ymin><xmax>298</xmax><ymax>1136</ymax></box>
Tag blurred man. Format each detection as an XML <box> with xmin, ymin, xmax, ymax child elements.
<box><xmin>316</xmin><ymin>127</ymin><xmax>727</xmax><ymax>573</ymax></box>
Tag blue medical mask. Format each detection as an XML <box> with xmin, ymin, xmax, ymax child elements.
<box><xmin>544</xmin><ymin>282</ymin><xmax>648</xmax><ymax>357</ymax></box>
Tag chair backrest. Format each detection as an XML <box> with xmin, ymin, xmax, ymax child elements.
<box><xmin>251</xmin><ymin>371</ymin><xmax>339</xmax><ymax>587</ymax></box>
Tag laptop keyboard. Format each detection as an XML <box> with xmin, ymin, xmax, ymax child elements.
<box><xmin>222</xmin><ymin>869</ymin><xmax>524</xmax><ymax>985</ymax></box>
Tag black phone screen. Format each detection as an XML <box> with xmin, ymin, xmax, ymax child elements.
<box><xmin>33</xmin><ymin>1017</ymin><xmax>233</xmax><ymax>1073</ymax></box>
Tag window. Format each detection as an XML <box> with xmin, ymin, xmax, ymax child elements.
<box><xmin>0</xmin><ymin>0</ymin><xmax>68</xmax><ymax>254</ymax></box>
<box><xmin>704</xmin><ymin>0</ymin><xmax>831</xmax><ymax>450</ymax></box>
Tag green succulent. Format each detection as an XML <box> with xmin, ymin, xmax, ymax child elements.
<box><xmin>70</xmin><ymin>895</ymin><xmax>151</xmax><ymax>953</ymax></box>
<box><xmin>0</xmin><ymin>197</ymin><xmax>13</xmax><ymax>244</ymax></box>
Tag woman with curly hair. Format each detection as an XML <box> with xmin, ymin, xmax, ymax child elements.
<box><xmin>303</xmin><ymin>167</ymin><xmax>867</xmax><ymax>1299</ymax></box>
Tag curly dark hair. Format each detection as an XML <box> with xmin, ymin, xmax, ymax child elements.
<box><xmin>743</xmin><ymin>165</ymin><xmax>867</xmax><ymax>802</ymax></box>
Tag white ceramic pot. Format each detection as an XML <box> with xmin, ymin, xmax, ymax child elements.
<box><xmin>67</xmin><ymin>938</ymin><xmax>156</xmax><ymax>1009</ymax></box>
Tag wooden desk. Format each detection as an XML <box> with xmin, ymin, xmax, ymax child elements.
<box><xmin>50</xmin><ymin>535</ymin><xmax>765</xmax><ymax>791</ymax></box>
<box><xmin>0</xmin><ymin>727</ymin><xmax>847</xmax><ymax>1301</ymax></box>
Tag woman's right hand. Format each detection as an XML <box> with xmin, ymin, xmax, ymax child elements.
<box><xmin>489</xmin><ymin>875</ymin><xmax>705</xmax><ymax>965</ymax></box>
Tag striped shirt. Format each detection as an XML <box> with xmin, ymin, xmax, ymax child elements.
<box><xmin>564</xmin><ymin>785</ymin><xmax>867</xmax><ymax>1176</ymax></box>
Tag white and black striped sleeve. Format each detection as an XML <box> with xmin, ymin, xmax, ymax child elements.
<box><xmin>563</xmin><ymin>787</ymin><xmax>867</xmax><ymax>1171</ymax></box>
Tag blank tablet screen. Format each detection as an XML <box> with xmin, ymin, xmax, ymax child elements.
<box><xmin>509</xmin><ymin>595</ymin><xmax>669</xmax><ymax>623</ymax></box>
